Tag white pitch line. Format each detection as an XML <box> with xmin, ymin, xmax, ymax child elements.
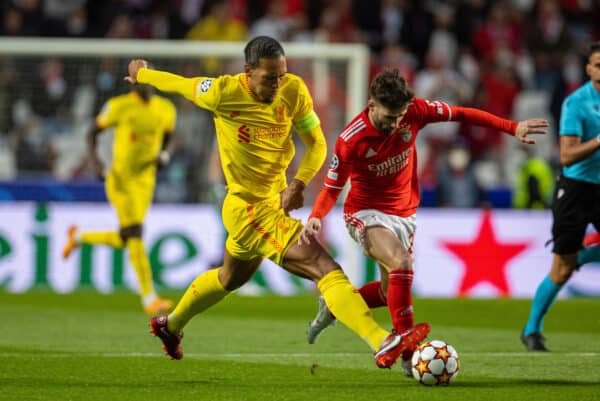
<box><xmin>1</xmin><ymin>352</ymin><xmax>599</xmax><ymax>359</ymax></box>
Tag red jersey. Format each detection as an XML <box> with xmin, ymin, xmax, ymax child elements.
<box><xmin>310</xmin><ymin>98</ymin><xmax>518</xmax><ymax>219</ymax></box>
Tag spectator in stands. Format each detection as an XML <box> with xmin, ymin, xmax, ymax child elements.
<box><xmin>471</xmin><ymin>1</ymin><xmax>523</xmax><ymax>63</ymax></box>
<box><xmin>314</xmin><ymin>0</ymin><xmax>363</xmax><ymax>43</ymax></box>
<box><xmin>186</xmin><ymin>0</ymin><xmax>247</xmax><ymax>42</ymax></box>
<box><xmin>436</xmin><ymin>140</ymin><xmax>483</xmax><ymax>208</ymax></box>
<box><xmin>249</xmin><ymin>1</ymin><xmax>291</xmax><ymax>41</ymax></box>
<box><xmin>414</xmin><ymin>47</ymin><xmax>473</xmax><ymax>187</ymax></box>
<box><xmin>185</xmin><ymin>0</ymin><xmax>247</xmax><ymax>74</ymax></box>
<box><xmin>526</xmin><ymin>0</ymin><xmax>574</xmax><ymax>127</ymax></box>
<box><xmin>512</xmin><ymin>144</ymin><xmax>554</xmax><ymax>209</ymax></box>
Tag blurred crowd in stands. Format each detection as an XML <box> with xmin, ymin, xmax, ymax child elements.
<box><xmin>0</xmin><ymin>0</ymin><xmax>598</xmax><ymax>207</ymax></box>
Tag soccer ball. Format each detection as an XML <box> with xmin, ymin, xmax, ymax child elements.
<box><xmin>411</xmin><ymin>340</ymin><xmax>460</xmax><ymax>386</ymax></box>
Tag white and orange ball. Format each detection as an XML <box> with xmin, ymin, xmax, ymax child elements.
<box><xmin>411</xmin><ymin>340</ymin><xmax>460</xmax><ymax>386</ymax></box>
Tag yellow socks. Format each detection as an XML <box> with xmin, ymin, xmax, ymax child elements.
<box><xmin>79</xmin><ymin>231</ymin><xmax>160</xmax><ymax>309</ymax></box>
<box><xmin>126</xmin><ymin>238</ymin><xmax>155</xmax><ymax>300</ymax></box>
<box><xmin>318</xmin><ymin>269</ymin><xmax>388</xmax><ymax>351</ymax></box>
<box><xmin>80</xmin><ymin>231</ymin><xmax>124</xmax><ymax>248</ymax></box>
<box><xmin>167</xmin><ymin>268</ymin><xmax>230</xmax><ymax>334</ymax></box>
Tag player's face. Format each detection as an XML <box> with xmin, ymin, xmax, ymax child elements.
<box><xmin>245</xmin><ymin>56</ymin><xmax>287</xmax><ymax>103</ymax></box>
<box><xmin>586</xmin><ymin>51</ymin><xmax>600</xmax><ymax>90</ymax></box>
<box><xmin>133</xmin><ymin>83</ymin><xmax>153</xmax><ymax>100</ymax></box>
<box><xmin>368</xmin><ymin>99</ymin><xmax>409</xmax><ymax>135</ymax></box>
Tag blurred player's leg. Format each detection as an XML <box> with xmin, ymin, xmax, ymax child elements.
<box><xmin>80</xmin><ymin>231</ymin><xmax>124</xmax><ymax>247</ymax></box>
<box><xmin>125</xmin><ymin>236</ymin><xmax>172</xmax><ymax>314</ymax></box>
<box><xmin>62</xmin><ymin>225</ymin><xmax>124</xmax><ymax>259</ymax></box>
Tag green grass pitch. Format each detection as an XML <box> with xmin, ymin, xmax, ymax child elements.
<box><xmin>1</xmin><ymin>292</ymin><xmax>599</xmax><ymax>401</ymax></box>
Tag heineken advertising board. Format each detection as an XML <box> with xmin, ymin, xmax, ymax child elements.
<box><xmin>0</xmin><ymin>203</ymin><xmax>599</xmax><ymax>297</ymax></box>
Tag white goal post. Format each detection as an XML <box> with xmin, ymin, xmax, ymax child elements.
<box><xmin>0</xmin><ymin>38</ymin><xmax>369</xmax><ymax>122</ymax></box>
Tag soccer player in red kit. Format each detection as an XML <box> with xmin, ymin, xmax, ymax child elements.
<box><xmin>299</xmin><ymin>69</ymin><xmax>549</xmax><ymax>376</ymax></box>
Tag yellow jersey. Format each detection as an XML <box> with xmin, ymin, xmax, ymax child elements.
<box><xmin>97</xmin><ymin>92</ymin><xmax>176</xmax><ymax>179</ymax></box>
<box><xmin>138</xmin><ymin>70</ymin><xmax>320</xmax><ymax>202</ymax></box>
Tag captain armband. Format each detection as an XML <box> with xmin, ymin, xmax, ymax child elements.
<box><xmin>293</xmin><ymin>110</ymin><xmax>320</xmax><ymax>133</ymax></box>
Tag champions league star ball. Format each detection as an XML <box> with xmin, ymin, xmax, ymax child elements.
<box><xmin>411</xmin><ymin>340</ymin><xmax>460</xmax><ymax>386</ymax></box>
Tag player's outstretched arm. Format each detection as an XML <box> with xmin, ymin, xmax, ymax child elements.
<box><xmin>514</xmin><ymin>118</ymin><xmax>550</xmax><ymax>144</ymax></box>
<box><xmin>124</xmin><ymin>59</ymin><xmax>197</xmax><ymax>101</ymax></box>
<box><xmin>298</xmin><ymin>217</ymin><xmax>322</xmax><ymax>246</ymax></box>
<box><xmin>449</xmin><ymin>106</ymin><xmax>548</xmax><ymax>144</ymax></box>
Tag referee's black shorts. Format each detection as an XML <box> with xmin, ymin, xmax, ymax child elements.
<box><xmin>551</xmin><ymin>174</ymin><xmax>600</xmax><ymax>254</ymax></box>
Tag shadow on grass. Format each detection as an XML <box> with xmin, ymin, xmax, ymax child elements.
<box><xmin>452</xmin><ymin>378</ymin><xmax>600</xmax><ymax>388</ymax></box>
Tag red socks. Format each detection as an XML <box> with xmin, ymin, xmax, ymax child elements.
<box><xmin>387</xmin><ymin>270</ymin><xmax>414</xmax><ymax>333</ymax></box>
<box><xmin>358</xmin><ymin>280</ymin><xmax>387</xmax><ymax>308</ymax></box>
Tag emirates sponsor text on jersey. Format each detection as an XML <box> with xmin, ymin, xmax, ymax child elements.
<box><xmin>367</xmin><ymin>148</ymin><xmax>412</xmax><ymax>176</ymax></box>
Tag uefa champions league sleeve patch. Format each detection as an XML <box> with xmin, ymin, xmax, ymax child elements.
<box><xmin>329</xmin><ymin>154</ymin><xmax>339</xmax><ymax>170</ymax></box>
<box><xmin>197</xmin><ymin>79</ymin><xmax>213</xmax><ymax>95</ymax></box>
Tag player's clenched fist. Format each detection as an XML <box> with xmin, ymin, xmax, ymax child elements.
<box><xmin>124</xmin><ymin>59</ymin><xmax>149</xmax><ymax>84</ymax></box>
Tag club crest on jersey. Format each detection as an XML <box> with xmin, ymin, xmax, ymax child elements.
<box><xmin>197</xmin><ymin>79</ymin><xmax>213</xmax><ymax>95</ymax></box>
<box><xmin>275</xmin><ymin>104</ymin><xmax>286</xmax><ymax>122</ymax></box>
<box><xmin>398</xmin><ymin>123</ymin><xmax>412</xmax><ymax>142</ymax></box>
<box><xmin>238</xmin><ymin>125</ymin><xmax>251</xmax><ymax>143</ymax></box>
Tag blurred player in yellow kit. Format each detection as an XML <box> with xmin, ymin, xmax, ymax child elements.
<box><xmin>127</xmin><ymin>36</ymin><xmax>429</xmax><ymax>369</ymax></box>
<box><xmin>62</xmin><ymin>83</ymin><xmax>176</xmax><ymax>315</ymax></box>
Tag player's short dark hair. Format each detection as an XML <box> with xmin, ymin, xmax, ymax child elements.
<box><xmin>588</xmin><ymin>41</ymin><xmax>600</xmax><ymax>60</ymax></box>
<box><xmin>244</xmin><ymin>36</ymin><xmax>285</xmax><ymax>67</ymax></box>
<box><xmin>369</xmin><ymin>69</ymin><xmax>414</xmax><ymax>110</ymax></box>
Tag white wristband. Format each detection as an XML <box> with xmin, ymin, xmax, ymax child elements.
<box><xmin>596</xmin><ymin>133</ymin><xmax>600</xmax><ymax>144</ymax></box>
<box><xmin>158</xmin><ymin>150</ymin><xmax>170</xmax><ymax>165</ymax></box>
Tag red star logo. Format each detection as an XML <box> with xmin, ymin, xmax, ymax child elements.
<box><xmin>440</xmin><ymin>210</ymin><xmax>531</xmax><ymax>297</ymax></box>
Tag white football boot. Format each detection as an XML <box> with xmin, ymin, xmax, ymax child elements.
<box><xmin>307</xmin><ymin>296</ymin><xmax>336</xmax><ymax>344</ymax></box>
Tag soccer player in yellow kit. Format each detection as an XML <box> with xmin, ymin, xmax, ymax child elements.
<box><xmin>127</xmin><ymin>36</ymin><xmax>429</xmax><ymax>369</ymax></box>
<box><xmin>62</xmin><ymin>83</ymin><xmax>176</xmax><ymax>315</ymax></box>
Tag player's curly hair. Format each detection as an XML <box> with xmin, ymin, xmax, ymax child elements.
<box><xmin>369</xmin><ymin>69</ymin><xmax>414</xmax><ymax>110</ymax></box>
<box><xmin>244</xmin><ymin>36</ymin><xmax>285</xmax><ymax>67</ymax></box>
<box><xmin>588</xmin><ymin>41</ymin><xmax>600</xmax><ymax>60</ymax></box>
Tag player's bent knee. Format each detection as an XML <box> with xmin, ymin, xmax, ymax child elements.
<box><xmin>555</xmin><ymin>267</ymin><xmax>574</xmax><ymax>284</ymax></box>
<box><xmin>391</xmin><ymin>258</ymin><xmax>412</xmax><ymax>271</ymax></box>
<box><xmin>219</xmin><ymin>271</ymin><xmax>251</xmax><ymax>291</ymax></box>
<box><xmin>120</xmin><ymin>224</ymin><xmax>143</xmax><ymax>242</ymax></box>
<box><xmin>312</xmin><ymin>253</ymin><xmax>340</xmax><ymax>280</ymax></box>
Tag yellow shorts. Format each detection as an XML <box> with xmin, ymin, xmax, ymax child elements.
<box><xmin>105</xmin><ymin>172</ymin><xmax>154</xmax><ymax>228</ymax></box>
<box><xmin>222</xmin><ymin>193</ymin><xmax>303</xmax><ymax>265</ymax></box>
